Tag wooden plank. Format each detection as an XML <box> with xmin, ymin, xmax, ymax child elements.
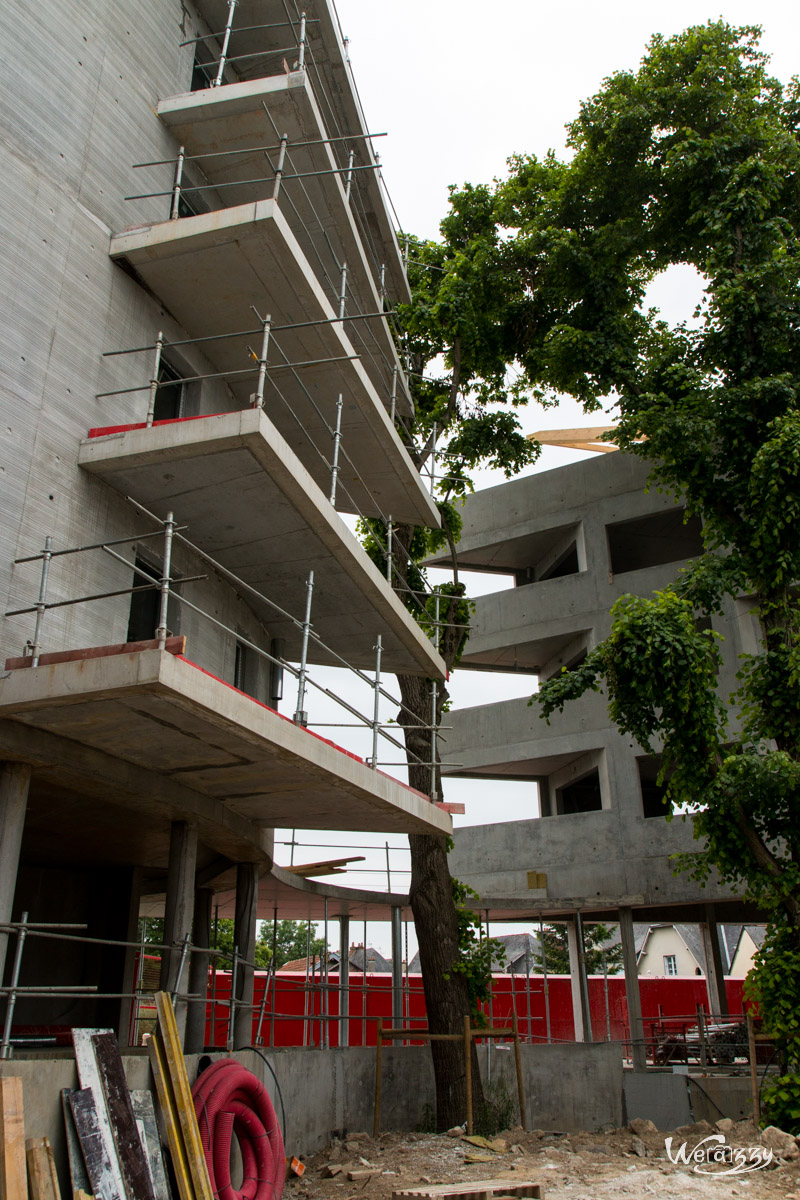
<box><xmin>393</xmin><ymin>1182</ymin><xmax>544</xmax><ymax>1200</ymax></box>
<box><xmin>130</xmin><ymin>1091</ymin><xmax>171</xmax><ymax>1200</ymax></box>
<box><xmin>60</xmin><ymin>1092</ymin><xmax>91</xmax><ymax>1196</ymax></box>
<box><xmin>91</xmin><ymin>1031</ymin><xmax>156</xmax><ymax>1200</ymax></box>
<box><xmin>67</xmin><ymin>1090</ymin><xmax>123</xmax><ymax>1200</ymax></box>
<box><xmin>25</xmin><ymin>1138</ymin><xmax>61</xmax><ymax>1200</ymax></box>
<box><xmin>5</xmin><ymin>636</ymin><xmax>185</xmax><ymax>670</ymax></box>
<box><xmin>284</xmin><ymin>856</ymin><xmax>366</xmax><ymax>876</ymax></box>
<box><xmin>153</xmin><ymin>992</ymin><xmax>213</xmax><ymax>1200</ymax></box>
<box><xmin>146</xmin><ymin>1034</ymin><xmax>194</xmax><ymax>1200</ymax></box>
<box><xmin>0</xmin><ymin>1076</ymin><xmax>29</xmax><ymax>1200</ymax></box>
<box><xmin>71</xmin><ymin>1030</ymin><xmax>127</xmax><ymax>1200</ymax></box>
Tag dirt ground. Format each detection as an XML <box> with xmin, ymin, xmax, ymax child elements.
<box><xmin>287</xmin><ymin>1120</ymin><xmax>800</xmax><ymax>1200</ymax></box>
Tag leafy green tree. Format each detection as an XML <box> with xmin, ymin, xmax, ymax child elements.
<box><xmin>533</xmin><ymin>923</ymin><xmax>623</xmax><ymax>975</ymax></box>
<box><xmin>484</xmin><ymin>21</ymin><xmax>800</xmax><ymax>1128</ymax></box>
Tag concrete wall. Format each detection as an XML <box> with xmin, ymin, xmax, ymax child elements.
<box><xmin>638</xmin><ymin>928</ymin><xmax>701</xmax><ymax>979</ymax></box>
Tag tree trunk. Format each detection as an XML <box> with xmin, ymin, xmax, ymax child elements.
<box><xmin>398</xmin><ymin>661</ymin><xmax>485</xmax><ymax>1131</ymax></box>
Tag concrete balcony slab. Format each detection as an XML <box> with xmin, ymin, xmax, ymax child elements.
<box><xmin>192</xmin><ymin>0</ymin><xmax>409</xmax><ymax>302</ymax></box>
<box><xmin>0</xmin><ymin>649</ymin><xmax>451</xmax><ymax>838</ymax></box>
<box><xmin>109</xmin><ymin>200</ymin><xmax>436</xmax><ymax>527</ymax></box>
<box><xmin>78</xmin><ymin>409</ymin><xmax>445</xmax><ymax>677</ymax></box>
<box><xmin>157</xmin><ymin>74</ymin><xmax>410</xmax><ymax>414</ymax></box>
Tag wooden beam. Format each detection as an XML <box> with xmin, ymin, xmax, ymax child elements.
<box><xmin>25</xmin><ymin>1139</ymin><xmax>60</xmax><ymax>1200</ymax></box>
<box><xmin>283</xmin><ymin>856</ymin><xmax>366</xmax><ymax>877</ymax></box>
<box><xmin>5</xmin><ymin>636</ymin><xmax>185</xmax><ymax>671</ymax></box>
<box><xmin>153</xmin><ymin>992</ymin><xmax>214</xmax><ymax>1200</ymax></box>
<box><xmin>0</xmin><ymin>1077</ymin><xmax>28</xmax><ymax>1200</ymax></box>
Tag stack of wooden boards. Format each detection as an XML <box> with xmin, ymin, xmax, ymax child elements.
<box><xmin>0</xmin><ymin>992</ymin><xmax>213</xmax><ymax>1200</ymax></box>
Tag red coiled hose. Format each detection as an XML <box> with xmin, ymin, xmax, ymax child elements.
<box><xmin>192</xmin><ymin>1058</ymin><xmax>285</xmax><ymax>1200</ymax></box>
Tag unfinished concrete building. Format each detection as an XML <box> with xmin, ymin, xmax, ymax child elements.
<box><xmin>0</xmin><ymin>0</ymin><xmax>451</xmax><ymax>1051</ymax></box>
<box><xmin>434</xmin><ymin>450</ymin><xmax>763</xmax><ymax>1064</ymax></box>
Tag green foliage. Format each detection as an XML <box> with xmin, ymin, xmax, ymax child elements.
<box><xmin>474</xmin><ymin>1078</ymin><xmax>518</xmax><ymax>1137</ymax></box>
<box><xmin>533</xmin><ymin>923</ymin><xmax>623</xmax><ymax>975</ymax></box>
<box><xmin>445</xmin><ymin>879</ymin><xmax>503</xmax><ymax>1023</ymax></box>
<box><xmin>138</xmin><ymin>916</ymin><xmax>324</xmax><ymax>970</ymax></box>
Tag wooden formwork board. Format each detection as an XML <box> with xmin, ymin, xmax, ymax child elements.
<box><xmin>393</xmin><ymin>1182</ymin><xmax>544</xmax><ymax>1200</ymax></box>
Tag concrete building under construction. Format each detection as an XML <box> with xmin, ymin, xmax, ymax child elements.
<box><xmin>0</xmin><ymin>0</ymin><xmax>451</xmax><ymax>1050</ymax></box>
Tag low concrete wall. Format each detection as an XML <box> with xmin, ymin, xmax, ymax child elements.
<box><xmin>623</xmin><ymin>1070</ymin><xmax>754</xmax><ymax>1130</ymax></box>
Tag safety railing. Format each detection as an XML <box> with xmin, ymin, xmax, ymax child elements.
<box><xmin>4</xmin><ymin>501</ymin><xmax>461</xmax><ymax>792</ymax></box>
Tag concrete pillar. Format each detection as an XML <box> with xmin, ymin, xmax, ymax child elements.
<box><xmin>338</xmin><ymin>915</ymin><xmax>350</xmax><ymax>1047</ymax></box>
<box><xmin>702</xmin><ymin>905</ymin><xmax>729</xmax><ymax>1017</ymax></box>
<box><xmin>566</xmin><ymin>914</ymin><xmax>592</xmax><ymax>1042</ymax></box>
<box><xmin>0</xmin><ymin>763</ymin><xmax>32</xmax><ymax>981</ymax></box>
<box><xmin>619</xmin><ymin>906</ymin><xmax>647</xmax><ymax>1071</ymax></box>
<box><xmin>233</xmin><ymin>863</ymin><xmax>259</xmax><ymax>1048</ymax></box>
<box><xmin>185</xmin><ymin>887</ymin><xmax>213</xmax><ymax>1054</ymax></box>
<box><xmin>391</xmin><ymin>907</ymin><xmax>403</xmax><ymax>1031</ymax></box>
<box><xmin>159</xmin><ymin>820</ymin><xmax>198</xmax><ymax>1047</ymax></box>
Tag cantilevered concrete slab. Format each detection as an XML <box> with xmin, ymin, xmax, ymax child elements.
<box><xmin>193</xmin><ymin>0</ymin><xmax>409</xmax><ymax>303</ymax></box>
<box><xmin>157</xmin><ymin>74</ymin><xmax>410</xmax><ymax>414</ymax></box>
<box><xmin>0</xmin><ymin>649</ymin><xmax>451</xmax><ymax>837</ymax></box>
<box><xmin>78</xmin><ymin>410</ymin><xmax>445</xmax><ymax>677</ymax></box>
<box><xmin>110</xmin><ymin>201</ymin><xmax>435</xmax><ymax>526</ymax></box>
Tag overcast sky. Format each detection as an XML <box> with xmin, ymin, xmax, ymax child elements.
<box><xmin>279</xmin><ymin>1</ymin><xmax>799</xmax><ymax>950</ymax></box>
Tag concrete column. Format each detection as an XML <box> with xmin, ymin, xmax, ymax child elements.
<box><xmin>0</xmin><ymin>762</ymin><xmax>32</xmax><ymax>982</ymax></box>
<box><xmin>338</xmin><ymin>915</ymin><xmax>350</xmax><ymax>1047</ymax></box>
<box><xmin>391</xmin><ymin>907</ymin><xmax>403</xmax><ymax>1031</ymax></box>
<box><xmin>185</xmin><ymin>887</ymin><xmax>213</xmax><ymax>1054</ymax></box>
<box><xmin>619</xmin><ymin>906</ymin><xmax>647</xmax><ymax>1071</ymax></box>
<box><xmin>702</xmin><ymin>905</ymin><xmax>729</xmax><ymax>1017</ymax></box>
<box><xmin>159</xmin><ymin>821</ymin><xmax>198</xmax><ymax>1047</ymax></box>
<box><xmin>566</xmin><ymin>914</ymin><xmax>592</xmax><ymax>1042</ymax></box>
<box><xmin>233</xmin><ymin>863</ymin><xmax>259</xmax><ymax>1048</ymax></box>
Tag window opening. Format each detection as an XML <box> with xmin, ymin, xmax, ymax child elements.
<box><xmin>663</xmin><ymin>954</ymin><xmax>678</xmax><ymax>976</ymax></box>
<box><xmin>126</xmin><ymin>556</ymin><xmax>160</xmax><ymax>643</ymax></box>
<box><xmin>153</xmin><ymin>359</ymin><xmax>185</xmax><ymax>422</ymax></box>
<box><xmin>607</xmin><ymin>508</ymin><xmax>704</xmax><ymax>575</ymax></box>
<box><xmin>556</xmin><ymin>768</ymin><xmax>603</xmax><ymax>814</ymax></box>
<box><xmin>538</xmin><ymin>543</ymin><xmax>580</xmax><ymax>581</ymax></box>
<box><xmin>637</xmin><ymin>756</ymin><xmax>671</xmax><ymax>819</ymax></box>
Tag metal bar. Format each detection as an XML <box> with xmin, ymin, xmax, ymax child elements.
<box><xmin>124</xmin><ymin>161</ymin><xmax>379</xmax><ymax>199</ymax></box>
<box><xmin>338</xmin><ymin>263</ymin><xmax>348</xmax><ymax>320</ymax></box>
<box><xmin>390</xmin><ymin>367</ymin><xmax>397</xmax><ymax>424</ymax></box>
<box><xmin>146</xmin><ymin>332</ymin><xmax>164</xmax><ymax>426</ymax></box>
<box><xmin>385</xmin><ymin>843</ymin><xmax>391</xmax><ymax>892</ymax></box>
<box><xmin>133</xmin><ymin>131</ymin><xmax>387</xmax><ymax>165</ymax></box>
<box><xmin>370</xmin><ymin>635</ymin><xmax>382</xmax><ymax>769</ymax></box>
<box><xmin>103</xmin><ymin>310</ymin><xmax>396</xmax><ymax>356</ymax></box>
<box><xmin>323</xmin><ymin>898</ymin><xmax>329</xmax><ymax>1049</ymax></box>
<box><xmin>156</xmin><ymin>511</ymin><xmax>174</xmax><ymax>648</ymax></box>
<box><xmin>540</xmin><ymin>918</ymin><xmax>552</xmax><ymax>1043</ymax></box>
<box><xmin>170</xmin><ymin>151</ymin><xmax>185</xmax><ymax>220</ymax></box>
<box><xmin>14</xmin><ymin>528</ymin><xmax>170</xmax><ymax>562</ymax></box>
<box><xmin>344</xmin><ymin>148</ymin><xmax>354</xmax><ymax>203</ymax></box>
<box><xmin>179</xmin><ymin>20</ymin><xmax>294</xmax><ymax>46</ymax></box>
<box><xmin>227</xmin><ymin>948</ymin><xmax>238</xmax><ymax>1051</ymax></box>
<box><xmin>293</xmin><ymin>571</ymin><xmax>314</xmax><ymax>725</ymax></box>
<box><xmin>30</xmin><ymin>538</ymin><xmax>52</xmax><ymax>667</ymax></box>
<box><xmin>272</xmin><ymin>135</ymin><xmax>288</xmax><ymax>201</ymax></box>
<box><xmin>385</xmin><ymin>517</ymin><xmax>393</xmax><ymax>583</ymax></box>
<box><xmin>1</xmin><ymin>912</ymin><xmax>28</xmax><ymax>1059</ymax></box>
<box><xmin>329</xmin><ymin>393</ymin><xmax>343</xmax><ymax>505</ymax></box>
<box><xmin>298</xmin><ymin>11</ymin><xmax>306</xmax><ymax>70</ymax></box>
<box><xmin>269</xmin><ymin>906</ymin><xmax>278</xmax><ymax>1047</ymax></box>
<box><xmin>213</xmin><ymin>0</ymin><xmax>237</xmax><ymax>86</ymax></box>
<box><xmin>252</xmin><ymin>314</ymin><xmax>272</xmax><ymax>407</ymax></box>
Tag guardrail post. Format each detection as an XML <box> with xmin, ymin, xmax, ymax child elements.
<box><xmin>344</xmin><ymin>149</ymin><xmax>355</xmax><ymax>203</ymax></box>
<box><xmin>155</xmin><ymin>511</ymin><xmax>174</xmax><ymax>649</ymax></box>
<box><xmin>370</xmin><ymin>635</ymin><xmax>382</xmax><ymax>768</ymax></box>
<box><xmin>329</xmin><ymin>394</ymin><xmax>343</xmax><ymax>505</ymax></box>
<box><xmin>338</xmin><ymin>263</ymin><xmax>348</xmax><ymax>320</ymax></box>
<box><xmin>31</xmin><ymin>537</ymin><xmax>53</xmax><ymax>668</ymax></box>
<box><xmin>253</xmin><ymin>314</ymin><xmax>272</xmax><ymax>408</ymax></box>
<box><xmin>298</xmin><ymin>12</ymin><xmax>307</xmax><ymax>70</ymax></box>
<box><xmin>214</xmin><ymin>0</ymin><xmax>238</xmax><ymax>86</ymax></box>
<box><xmin>293</xmin><ymin>571</ymin><xmax>314</xmax><ymax>725</ymax></box>
<box><xmin>0</xmin><ymin>912</ymin><xmax>28</xmax><ymax>1059</ymax></box>
<box><xmin>390</xmin><ymin>367</ymin><xmax>397</xmax><ymax>424</ymax></box>
<box><xmin>170</xmin><ymin>147</ymin><xmax>185</xmax><ymax>219</ymax></box>
<box><xmin>146</xmin><ymin>331</ymin><xmax>164</xmax><ymax>427</ymax></box>
<box><xmin>385</xmin><ymin>517</ymin><xmax>392</xmax><ymax>583</ymax></box>
<box><xmin>272</xmin><ymin>134</ymin><xmax>288</xmax><ymax>201</ymax></box>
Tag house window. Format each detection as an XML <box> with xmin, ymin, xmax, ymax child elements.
<box><xmin>663</xmin><ymin>954</ymin><xmax>678</xmax><ymax>976</ymax></box>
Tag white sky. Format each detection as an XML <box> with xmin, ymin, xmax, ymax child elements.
<box><xmin>278</xmin><ymin>0</ymin><xmax>799</xmax><ymax>953</ymax></box>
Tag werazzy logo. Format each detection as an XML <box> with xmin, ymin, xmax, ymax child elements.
<box><xmin>664</xmin><ymin>1134</ymin><xmax>773</xmax><ymax>1176</ymax></box>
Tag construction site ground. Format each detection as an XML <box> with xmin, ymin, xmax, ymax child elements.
<box><xmin>289</xmin><ymin>1120</ymin><xmax>800</xmax><ymax>1200</ymax></box>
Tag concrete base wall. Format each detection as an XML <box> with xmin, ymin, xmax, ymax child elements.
<box><xmin>0</xmin><ymin>1046</ymin><xmax>754</xmax><ymax>1195</ymax></box>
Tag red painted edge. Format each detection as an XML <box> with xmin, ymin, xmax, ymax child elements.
<box><xmin>436</xmin><ymin>802</ymin><xmax>465</xmax><ymax>814</ymax></box>
<box><xmin>88</xmin><ymin>412</ymin><xmax>232</xmax><ymax>438</ymax></box>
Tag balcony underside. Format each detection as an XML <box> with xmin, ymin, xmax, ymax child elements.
<box><xmin>0</xmin><ymin>650</ymin><xmax>451</xmax><ymax>842</ymax></box>
<box><xmin>157</xmin><ymin>74</ymin><xmax>410</xmax><ymax>413</ymax></box>
<box><xmin>110</xmin><ymin>200</ymin><xmax>437</xmax><ymax>527</ymax></box>
<box><xmin>79</xmin><ymin>410</ymin><xmax>445</xmax><ymax>677</ymax></box>
<box><xmin>457</xmin><ymin>628</ymin><xmax>587</xmax><ymax>674</ymax></box>
<box><xmin>193</xmin><ymin>0</ymin><xmax>409</xmax><ymax>302</ymax></box>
